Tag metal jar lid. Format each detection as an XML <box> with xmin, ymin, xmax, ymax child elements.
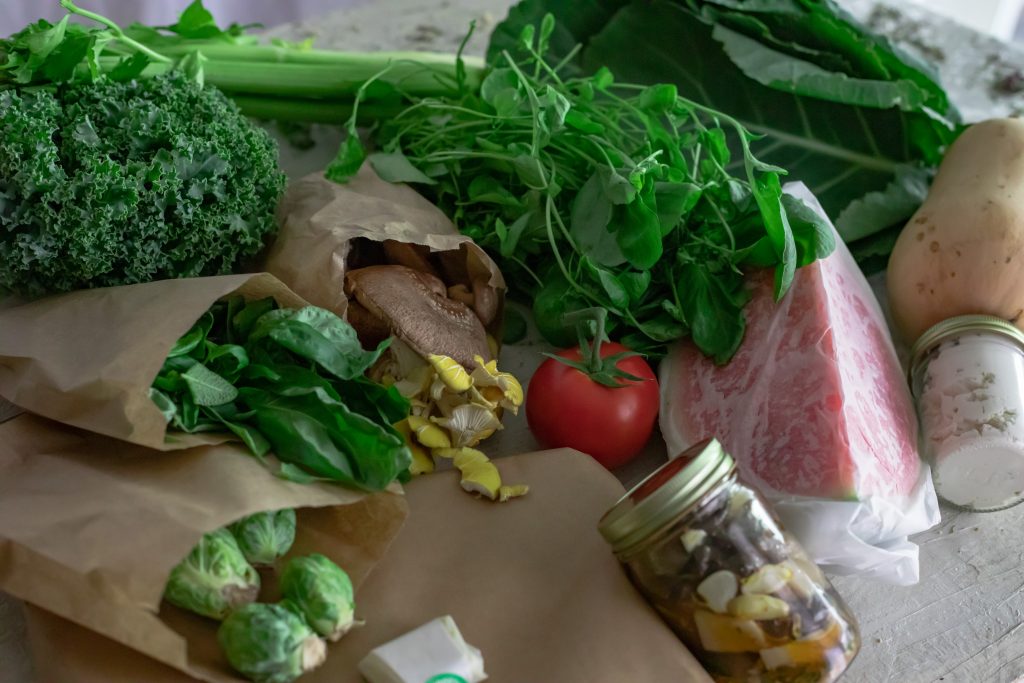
<box><xmin>598</xmin><ymin>438</ymin><xmax>735</xmax><ymax>557</ymax></box>
<box><xmin>910</xmin><ymin>314</ymin><xmax>1024</xmax><ymax>376</ymax></box>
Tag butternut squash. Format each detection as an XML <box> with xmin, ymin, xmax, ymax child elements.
<box><xmin>887</xmin><ymin>118</ymin><xmax>1024</xmax><ymax>342</ymax></box>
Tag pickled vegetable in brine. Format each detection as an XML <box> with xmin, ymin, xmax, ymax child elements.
<box><xmin>625</xmin><ymin>481</ymin><xmax>858</xmax><ymax>683</ymax></box>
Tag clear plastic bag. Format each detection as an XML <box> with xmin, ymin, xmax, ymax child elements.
<box><xmin>659</xmin><ymin>183</ymin><xmax>940</xmax><ymax>585</ymax></box>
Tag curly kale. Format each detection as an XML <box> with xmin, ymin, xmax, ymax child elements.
<box><xmin>0</xmin><ymin>71</ymin><xmax>285</xmax><ymax>297</ymax></box>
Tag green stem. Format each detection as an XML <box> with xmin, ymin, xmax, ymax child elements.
<box><xmin>561</xmin><ymin>307</ymin><xmax>610</xmax><ymax>373</ymax></box>
<box><xmin>60</xmin><ymin>0</ymin><xmax>172</xmax><ymax>64</ymax></box>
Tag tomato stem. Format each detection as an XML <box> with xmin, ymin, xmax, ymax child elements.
<box><xmin>546</xmin><ymin>307</ymin><xmax>648</xmax><ymax>389</ymax></box>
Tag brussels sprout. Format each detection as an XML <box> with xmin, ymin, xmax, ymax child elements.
<box><xmin>218</xmin><ymin>602</ymin><xmax>327</xmax><ymax>683</ymax></box>
<box><xmin>229</xmin><ymin>509</ymin><xmax>297</xmax><ymax>566</ymax></box>
<box><xmin>280</xmin><ymin>554</ymin><xmax>358</xmax><ymax>641</ymax></box>
<box><xmin>163</xmin><ymin>528</ymin><xmax>260</xmax><ymax>620</ymax></box>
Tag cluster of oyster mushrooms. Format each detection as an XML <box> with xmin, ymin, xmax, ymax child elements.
<box><xmin>344</xmin><ymin>240</ymin><xmax>527</xmax><ymax>501</ymax></box>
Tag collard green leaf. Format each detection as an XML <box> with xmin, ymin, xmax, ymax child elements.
<box><xmin>713</xmin><ymin>25</ymin><xmax>931</xmax><ymax>111</ymax></box>
<box><xmin>834</xmin><ymin>166</ymin><xmax>930</xmax><ymax>242</ymax></box>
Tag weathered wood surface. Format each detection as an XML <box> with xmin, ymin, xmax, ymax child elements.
<box><xmin>7</xmin><ymin>1</ymin><xmax>1024</xmax><ymax>681</ymax></box>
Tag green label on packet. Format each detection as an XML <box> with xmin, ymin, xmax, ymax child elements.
<box><xmin>425</xmin><ymin>675</ymin><xmax>468</xmax><ymax>683</ymax></box>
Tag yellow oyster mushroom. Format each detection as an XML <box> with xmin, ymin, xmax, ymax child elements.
<box><xmin>458</xmin><ymin>460</ymin><xmax>502</xmax><ymax>499</ymax></box>
<box><xmin>407</xmin><ymin>415</ymin><xmax>452</xmax><ymax>449</ymax></box>
<box><xmin>470</xmin><ymin>355</ymin><xmax>524</xmax><ymax>413</ymax></box>
<box><xmin>427</xmin><ymin>354</ymin><xmax>473</xmax><ymax>393</ymax></box>
<box><xmin>408</xmin><ymin>448</ymin><xmax>435</xmax><ymax>476</ymax></box>
<box><xmin>431</xmin><ymin>447</ymin><xmax>528</xmax><ymax>502</ymax></box>
<box><xmin>498</xmin><ymin>484</ymin><xmax>529</xmax><ymax>502</ymax></box>
<box><xmin>393</xmin><ymin>364</ymin><xmax>435</xmax><ymax>400</ymax></box>
<box><xmin>432</xmin><ymin>403</ymin><xmax>502</xmax><ymax>448</ymax></box>
<box><xmin>394</xmin><ymin>419</ymin><xmax>435</xmax><ymax>476</ymax></box>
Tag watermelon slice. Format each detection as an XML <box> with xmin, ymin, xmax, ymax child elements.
<box><xmin>659</xmin><ymin>200</ymin><xmax>920</xmax><ymax>501</ymax></box>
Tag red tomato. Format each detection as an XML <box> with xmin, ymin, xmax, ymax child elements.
<box><xmin>526</xmin><ymin>342</ymin><xmax>659</xmax><ymax>470</ymax></box>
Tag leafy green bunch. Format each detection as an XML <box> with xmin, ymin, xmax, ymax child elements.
<box><xmin>488</xmin><ymin>0</ymin><xmax>963</xmax><ymax>271</ymax></box>
<box><xmin>336</xmin><ymin>18</ymin><xmax>832</xmax><ymax>360</ymax></box>
<box><xmin>151</xmin><ymin>298</ymin><xmax>412</xmax><ymax>491</ymax></box>
<box><xmin>0</xmin><ymin>2</ymin><xmax>285</xmax><ymax>297</ymax></box>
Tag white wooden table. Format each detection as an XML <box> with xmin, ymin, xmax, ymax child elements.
<box><xmin>6</xmin><ymin>1</ymin><xmax>1024</xmax><ymax>681</ymax></box>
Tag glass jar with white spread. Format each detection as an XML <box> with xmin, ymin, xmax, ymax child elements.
<box><xmin>910</xmin><ymin>315</ymin><xmax>1024</xmax><ymax>512</ymax></box>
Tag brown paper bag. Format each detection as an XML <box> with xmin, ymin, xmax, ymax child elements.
<box><xmin>267</xmin><ymin>166</ymin><xmax>505</xmax><ymax>335</ymax></box>
<box><xmin>0</xmin><ymin>413</ymin><xmax>407</xmax><ymax>683</ymax></box>
<box><xmin>0</xmin><ymin>273</ymin><xmax>306</xmax><ymax>450</ymax></box>
<box><xmin>24</xmin><ymin>449</ymin><xmax>713</xmax><ymax>683</ymax></box>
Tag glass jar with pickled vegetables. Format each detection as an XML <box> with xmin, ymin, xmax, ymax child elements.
<box><xmin>598</xmin><ymin>439</ymin><xmax>859</xmax><ymax>683</ymax></box>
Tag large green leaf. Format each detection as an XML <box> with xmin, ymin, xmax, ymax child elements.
<box><xmin>583</xmin><ymin>2</ymin><xmax>955</xmax><ymax>239</ymax></box>
<box><xmin>488</xmin><ymin>0</ymin><xmax>961</xmax><ymax>245</ymax></box>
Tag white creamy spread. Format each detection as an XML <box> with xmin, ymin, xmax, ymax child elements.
<box><xmin>918</xmin><ymin>334</ymin><xmax>1024</xmax><ymax>510</ymax></box>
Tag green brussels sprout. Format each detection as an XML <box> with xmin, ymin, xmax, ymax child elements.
<box><xmin>280</xmin><ymin>554</ymin><xmax>359</xmax><ymax>641</ymax></box>
<box><xmin>218</xmin><ymin>602</ymin><xmax>327</xmax><ymax>683</ymax></box>
<box><xmin>163</xmin><ymin>528</ymin><xmax>260</xmax><ymax>620</ymax></box>
<box><xmin>229</xmin><ymin>509</ymin><xmax>297</xmax><ymax>566</ymax></box>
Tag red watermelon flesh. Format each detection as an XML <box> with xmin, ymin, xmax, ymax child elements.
<box><xmin>659</xmin><ymin>228</ymin><xmax>920</xmax><ymax>501</ymax></box>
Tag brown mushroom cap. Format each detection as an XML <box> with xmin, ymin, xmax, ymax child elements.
<box><xmin>345</xmin><ymin>265</ymin><xmax>492</xmax><ymax>367</ymax></box>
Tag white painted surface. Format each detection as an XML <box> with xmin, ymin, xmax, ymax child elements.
<box><xmin>905</xmin><ymin>0</ymin><xmax>1024</xmax><ymax>41</ymax></box>
<box><xmin>5</xmin><ymin>0</ymin><xmax>1024</xmax><ymax>681</ymax></box>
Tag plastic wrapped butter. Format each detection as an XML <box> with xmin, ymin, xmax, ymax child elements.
<box><xmin>358</xmin><ymin>615</ymin><xmax>487</xmax><ymax>683</ymax></box>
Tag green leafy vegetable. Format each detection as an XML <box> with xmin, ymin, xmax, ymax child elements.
<box><xmin>163</xmin><ymin>528</ymin><xmax>260</xmax><ymax>620</ymax></box>
<box><xmin>329</xmin><ymin>20</ymin><xmax>825</xmax><ymax>359</ymax></box>
<box><xmin>0</xmin><ymin>69</ymin><xmax>284</xmax><ymax>297</ymax></box>
<box><xmin>218</xmin><ymin>602</ymin><xmax>327</xmax><ymax>683</ymax></box>
<box><xmin>0</xmin><ymin>4</ymin><xmax>287</xmax><ymax>298</ymax></box>
<box><xmin>487</xmin><ymin>0</ymin><xmax>962</xmax><ymax>250</ymax></box>
<box><xmin>229</xmin><ymin>509</ymin><xmax>297</xmax><ymax>567</ymax></box>
<box><xmin>280</xmin><ymin>554</ymin><xmax>359</xmax><ymax>642</ymax></box>
<box><xmin>153</xmin><ymin>298</ymin><xmax>412</xmax><ymax>491</ymax></box>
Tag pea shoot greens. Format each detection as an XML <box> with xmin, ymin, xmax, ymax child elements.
<box><xmin>334</xmin><ymin>18</ymin><xmax>833</xmax><ymax>360</ymax></box>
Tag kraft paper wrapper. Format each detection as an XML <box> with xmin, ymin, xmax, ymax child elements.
<box><xmin>0</xmin><ymin>273</ymin><xmax>308</xmax><ymax>451</ymax></box>
<box><xmin>267</xmin><ymin>165</ymin><xmax>505</xmax><ymax>332</ymax></box>
<box><xmin>24</xmin><ymin>449</ymin><xmax>713</xmax><ymax>683</ymax></box>
<box><xmin>0</xmin><ymin>413</ymin><xmax>407</xmax><ymax>683</ymax></box>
